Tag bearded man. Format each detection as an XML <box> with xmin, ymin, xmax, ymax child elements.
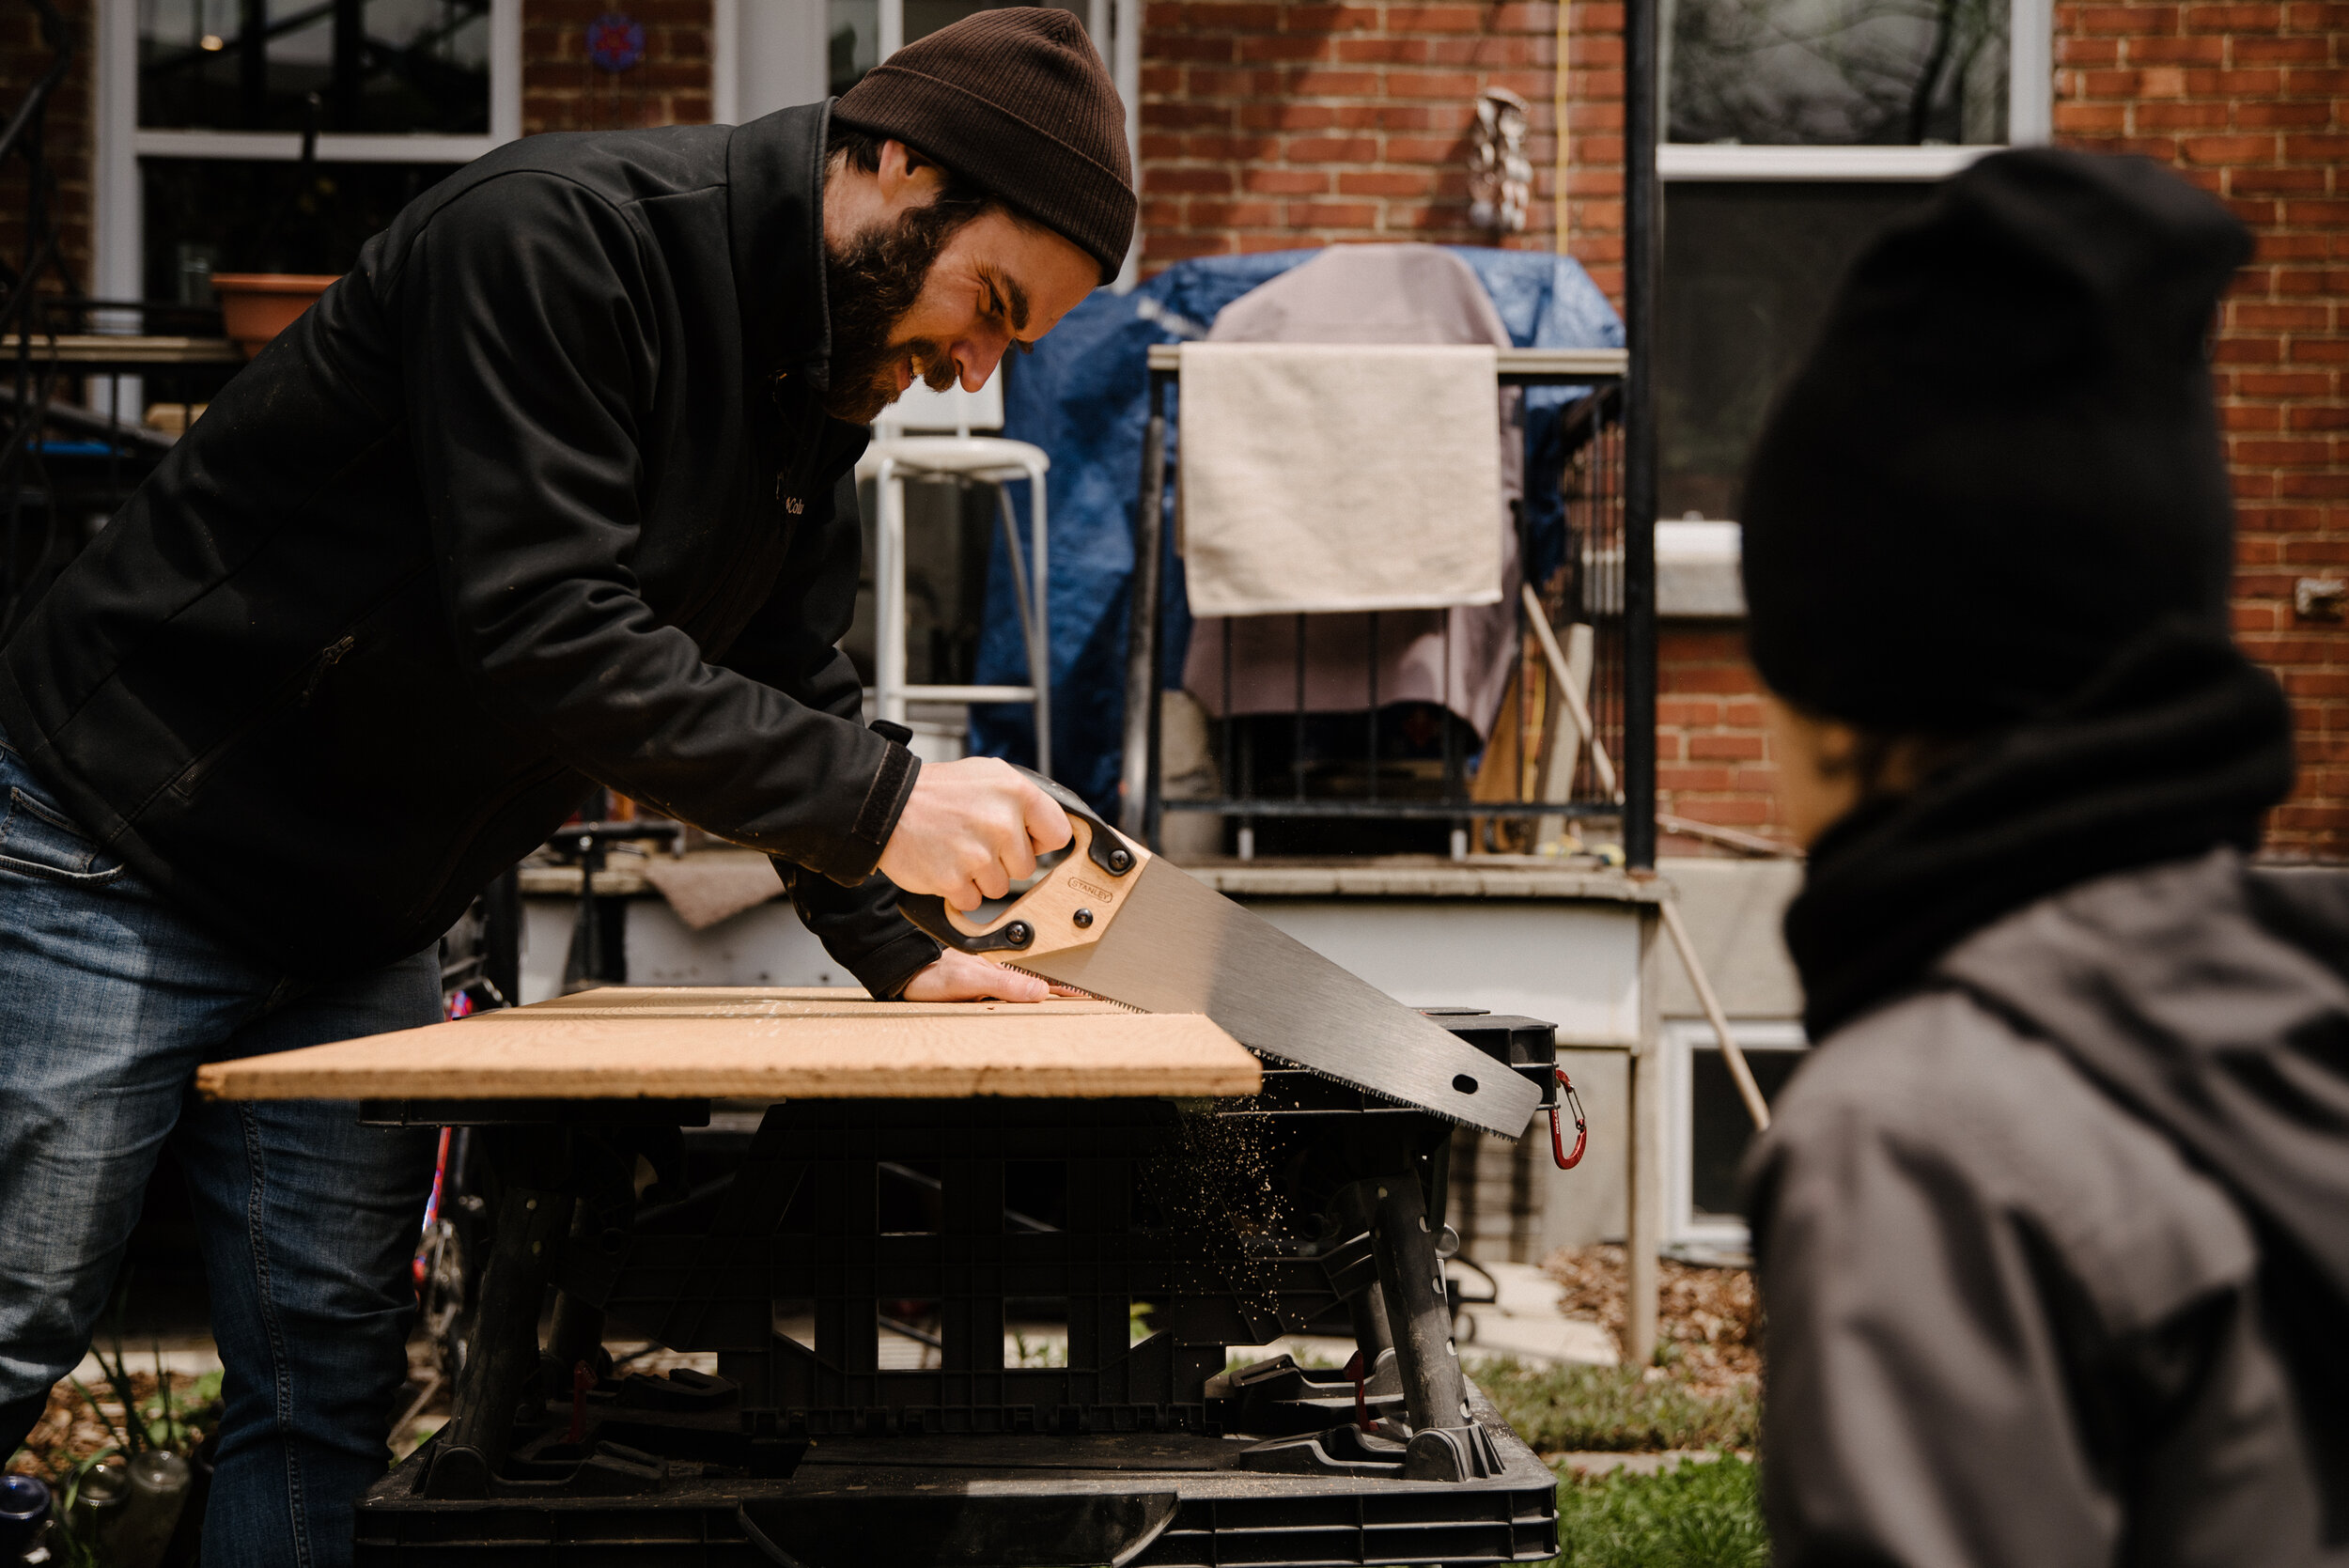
<box><xmin>0</xmin><ymin>11</ymin><xmax>1128</xmax><ymax>1563</ymax></box>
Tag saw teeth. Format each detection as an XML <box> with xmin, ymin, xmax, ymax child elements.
<box><xmin>1002</xmin><ymin>966</ymin><xmax>1143</xmax><ymax>1012</ymax></box>
<box><xmin>1009</xmin><ymin>976</ymin><xmax>1521</xmax><ymax>1137</ymax></box>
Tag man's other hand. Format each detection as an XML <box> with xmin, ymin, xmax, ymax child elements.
<box><xmin>879</xmin><ymin>756</ymin><xmax>1071</xmax><ymax>911</ymax></box>
<box><xmin>898</xmin><ymin>950</ymin><xmax>1084</xmax><ymax>1002</ymax></box>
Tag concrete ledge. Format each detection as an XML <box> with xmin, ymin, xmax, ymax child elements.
<box><xmin>1656</xmin><ymin>520</ymin><xmax>1745</xmax><ymax>618</ymax></box>
<box><xmin>519</xmin><ymin>856</ymin><xmax>659</xmax><ymax>897</ymax></box>
<box><xmin>1181</xmin><ymin>858</ymin><xmax>1663</xmax><ymax>903</ymax></box>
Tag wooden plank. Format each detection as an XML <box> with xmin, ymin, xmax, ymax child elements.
<box><xmin>195</xmin><ymin>991</ymin><xmax>1261</xmax><ymax>1102</ymax></box>
<box><xmin>485</xmin><ymin>986</ymin><xmax>1137</xmax><ymax>1019</ymax></box>
<box><xmin>288</xmin><ymin>986</ymin><xmax>1060</xmax><ymax>1025</ymax></box>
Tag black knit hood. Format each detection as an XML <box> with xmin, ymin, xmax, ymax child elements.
<box><xmin>1741</xmin><ymin>148</ymin><xmax>2253</xmax><ymax>733</ymax></box>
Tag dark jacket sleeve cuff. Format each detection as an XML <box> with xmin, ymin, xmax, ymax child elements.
<box><xmin>771</xmin><ymin>858</ymin><xmax>942</xmax><ymax>999</ymax></box>
<box><xmin>814</xmin><ymin>737</ymin><xmax>920</xmax><ymax>887</ymax></box>
<box><xmin>850</xmin><ymin>926</ymin><xmax>946</xmax><ymax>1000</ymax></box>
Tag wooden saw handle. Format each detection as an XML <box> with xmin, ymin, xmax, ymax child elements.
<box><xmin>896</xmin><ymin>768</ymin><xmax>1152</xmax><ymax>958</ymax></box>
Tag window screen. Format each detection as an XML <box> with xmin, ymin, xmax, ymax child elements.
<box><xmin>1657</xmin><ymin>180</ymin><xmax>1936</xmax><ymax>520</ymax></box>
<box><xmin>1666</xmin><ymin>0</ymin><xmax>2011</xmax><ymax>147</ymax></box>
<box><xmin>830</xmin><ymin>0</ymin><xmax>1096</xmax><ymax>98</ymax></box>
<box><xmin>829</xmin><ymin>0</ymin><xmax>879</xmax><ymax>97</ymax></box>
<box><xmin>142</xmin><ymin>156</ymin><xmax>459</xmax><ymax>295</ymax></box>
<box><xmin>138</xmin><ymin>0</ymin><xmax>492</xmax><ymax>134</ymax></box>
<box><xmin>1689</xmin><ymin>1045</ymin><xmax>1807</xmax><ymax>1219</ymax></box>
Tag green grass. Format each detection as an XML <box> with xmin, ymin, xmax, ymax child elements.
<box><xmin>1545</xmin><ymin>1453</ymin><xmax>1769</xmax><ymax>1568</ymax></box>
<box><xmin>1473</xmin><ymin>1358</ymin><xmax>1758</xmax><ymax>1453</ymax></box>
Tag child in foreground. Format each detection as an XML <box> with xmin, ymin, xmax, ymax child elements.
<box><xmin>1738</xmin><ymin>147</ymin><xmax>2349</xmax><ymax>1568</ymax></box>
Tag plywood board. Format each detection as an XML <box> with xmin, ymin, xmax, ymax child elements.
<box><xmin>195</xmin><ymin>989</ymin><xmax>1262</xmax><ymax>1103</ymax></box>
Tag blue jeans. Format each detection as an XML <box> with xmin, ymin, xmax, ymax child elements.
<box><xmin>0</xmin><ymin>734</ymin><xmax>437</xmax><ymax>1568</ymax></box>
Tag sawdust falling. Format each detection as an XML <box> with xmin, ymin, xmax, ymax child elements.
<box><xmin>1139</xmin><ymin>1102</ymin><xmax>1288</xmax><ymax>1326</ymax></box>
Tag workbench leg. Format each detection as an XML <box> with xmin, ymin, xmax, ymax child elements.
<box><xmin>547</xmin><ymin>1199</ymin><xmax>609</xmax><ymax>1381</ymax></box>
<box><xmin>1326</xmin><ymin>1183</ymin><xmax>1395</xmax><ymax>1370</ymax></box>
<box><xmin>424</xmin><ymin>1184</ymin><xmax>569</xmax><ymax>1498</ymax></box>
<box><xmin>1626</xmin><ymin>906</ymin><xmax>1662</xmax><ymax>1367</ymax></box>
<box><xmin>548</xmin><ymin>1291</ymin><xmax>606</xmax><ymax>1378</ymax></box>
<box><xmin>1364</xmin><ymin>1176</ymin><xmax>1499</xmax><ymax>1482</ymax></box>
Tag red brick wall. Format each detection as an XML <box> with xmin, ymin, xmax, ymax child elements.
<box><xmin>1137</xmin><ymin>0</ymin><xmax>1626</xmax><ymax>292</ymax></box>
<box><xmin>1657</xmin><ymin>628</ymin><xmax>1787</xmax><ymax>846</ymax></box>
<box><xmin>1648</xmin><ymin>4</ymin><xmax>2349</xmax><ymax>858</ymax></box>
<box><xmin>2049</xmin><ymin>0</ymin><xmax>2349</xmax><ymax>854</ymax></box>
<box><xmin>0</xmin><ymin>0</ymin><xmax>95</xmax><ymax>299</ymax></box>
<box><xmin>523</xmin><ymin>0</ymin><xmax>714</xmax><ymax>134</ymax></box>
<box><xmin>12</xmin><ymin>0</ymin><xmax>2334</xmax><ymax>855</ymax></box>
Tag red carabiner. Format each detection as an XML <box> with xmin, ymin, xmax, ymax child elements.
<box><xmin>1343</xmin><ymin>1349</ymin><xmax>1373</xmax><ymax>1432</ymax></box>
<box><xmin>1549</xmin><ymin>1067</ymin><xmax>1587</xmax><ymax>1170</ymax></box>
<box><xmin>566</xmin><ymin>1359</ymin><xmax>597</xmax><ymax>1445</ymax></box>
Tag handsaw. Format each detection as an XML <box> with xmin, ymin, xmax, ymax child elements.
<box><xmin>897</xmin><ymin>773</ymin><xmax>1543</xmax><ymax>1139</ymax></box>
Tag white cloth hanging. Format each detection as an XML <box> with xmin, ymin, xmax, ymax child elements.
<box><xmin>1177</xmin><ymin>341</ymin><xmax>1503</xmax><ymax>616</ymax></box>
<box><xmin>1180</xmin><ymin>243</ymin><xmax>1524</xmax><ymax>738</ymax></box>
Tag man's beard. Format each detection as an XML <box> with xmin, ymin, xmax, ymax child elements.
<box><xmin>823</xmin><ymin>199</ymin><xmax>982</xmax><ymax>424</ymax></box>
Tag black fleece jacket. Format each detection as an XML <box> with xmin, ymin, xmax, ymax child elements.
<box><xmin>0</xmin><ymin>102</ymin><xmax>944</xmax><ymax>994</ymax></box>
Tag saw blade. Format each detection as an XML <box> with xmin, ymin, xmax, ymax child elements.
<box><xmin>1013</xmin><ymin>858</ymin><xmax>1543</xmax><ymax>1138</ymax></box>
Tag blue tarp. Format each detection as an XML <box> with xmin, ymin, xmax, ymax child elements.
<box><xmin>970</xmin><ymin>247</ymin><xmax>1625</xmax><ymax>816</ymax></box>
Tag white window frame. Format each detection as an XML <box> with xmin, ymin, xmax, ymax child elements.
<box><xmin>94</xmin><ymin>0</ymin><xmax>523</xmax><ymax>305</ymax></box>
<box><xmin>1659</xmin><ymin>1018</ymin><xmax>1810</xmax><ymax>1250</ymax></box>
<box><xmin>1657</xmin><ymin>0</ymin><xmax>2051</xmax><ymax>182</ymax></box>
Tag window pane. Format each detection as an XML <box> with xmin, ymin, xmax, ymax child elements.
<box><xmin>138</xmin><ymin>0</ymin><xmax>490</xmax><ymax>134</ymax></box>
<box><xmin>1666</xmin><ymin>0</ymin><xmax>2009</xmax><ymax>146</ymax></box>
<box><xmin>904</xmin><ymin>0</ymin><xmax>990</xmax><ymax>40</ymax></box>
<box><xmin>142</xmin><ymin>157</ymin><xmax>458</xmax><ymax>293</ymax></box>
<box><xmin>828</xmin><ymin>0</ymin><xmax>879</xmax><ymax>96</ymax></box>
<box><xmin>832</xmin><ymin>0</ymin><xmax>1098</xmax><ymax>96</ymax></box>
<box><xmin>907</xmin><ymin>0</ymin><xmax>1088</xmax><ymax>42</ymax></box>
<box><xmin>1689</xmin><ymin>1046</ymin><xmax>1807</xmax><ymax>1219</ymax></box>
<box><xmin>1658</xmin><ymin>181</ymin><xmax>1934</xmax><ymax>520</ymax></box>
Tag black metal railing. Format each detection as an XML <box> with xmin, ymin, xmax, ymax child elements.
<box><xmin>6</xmin><ymin>0</ymin><xmax>250</xmax><ymax>635</ymax></box>
<box><xmin>3</xmin><ymin>0</ymin><xmax>76</xmax><ymax>634</ymax></box>
<box><xmin>1119</xmin><ymin>345</ymin><xmax>1649</xmax><ymax>862</ymax></box>
<box><xmin>0</xmin><ymin>296</ymin><xmax>241</xmax><ymax>635</ymax></box>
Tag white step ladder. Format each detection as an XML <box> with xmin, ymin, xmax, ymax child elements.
<box><xmin>859</xmin><ymin>374</ymin><xmax>1053</xmax><ymax>778</ymax></box>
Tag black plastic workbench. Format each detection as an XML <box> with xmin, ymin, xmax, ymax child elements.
<box><xmin>356</xmin><ymin>1014</ymin><xmax>1564</xmax><ymax>1567</ymax></box>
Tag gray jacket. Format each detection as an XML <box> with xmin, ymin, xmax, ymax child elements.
<box><xmin>1747</xmin><ymin>849</ymin><xmax>2349</xmax><ymax>1568</ymax></box>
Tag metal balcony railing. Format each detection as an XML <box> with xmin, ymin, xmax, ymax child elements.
<box><xmin>1117</xmin><ymin>344</ymin><xmax>1649</xmax><ymax>862</ymax></box>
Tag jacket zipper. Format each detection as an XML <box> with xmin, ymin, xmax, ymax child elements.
<box><xmin>300</xmin><ymin>636</ymin><xmax>357</xmax><ymax>705</ymax></box>
<box><xmin>164</xmin><ymin>570</ymin><xmax>424</xmax><ymax>803</ymax></box>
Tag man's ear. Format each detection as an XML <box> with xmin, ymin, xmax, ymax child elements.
<box><xmin>1812</xmin><ymin>718</ymin><xmax>1865</xmax><ymax>783</ymax></box>
<box><xmin>874</xmin><ymin>138</ymin><xmax>941</xmax><ymax>205</ymax></box>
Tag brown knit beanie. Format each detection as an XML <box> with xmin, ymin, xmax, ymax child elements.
<box><xmin>832</xmin><ymin>8</ymin><xmax>1135</xmax><ymax>283</ymax></box>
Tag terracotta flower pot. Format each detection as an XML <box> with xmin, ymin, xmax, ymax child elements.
<box><xmin>210</xmin><ymin>273</ymin><xmax>339</xmax><ymax>359</ymax></box>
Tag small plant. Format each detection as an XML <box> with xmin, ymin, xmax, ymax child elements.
<box><xmin>1008</xmin><ymin>1330</ymin><xmax>1066</xmax><ymax>1368</ymax></box>
<box><xmin>1221</xmin><ymin>1343</ymin><xmax>1342</xmax><ymax>1377</ymax></box>
<box><xmin>1548</xmin><ymin>1452</ymin><xmax>1768</xmax><ymax>1568</ymax></box>
<box><xmin>1471</xmin><ymin>1358</ymin><xmax>1757</xmax><ymax>1453</ymax></box>
<box><xmin>7</xmin><ymin>1278</ymin><xmax>222</xmax><ymax>1567</ymax></box>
